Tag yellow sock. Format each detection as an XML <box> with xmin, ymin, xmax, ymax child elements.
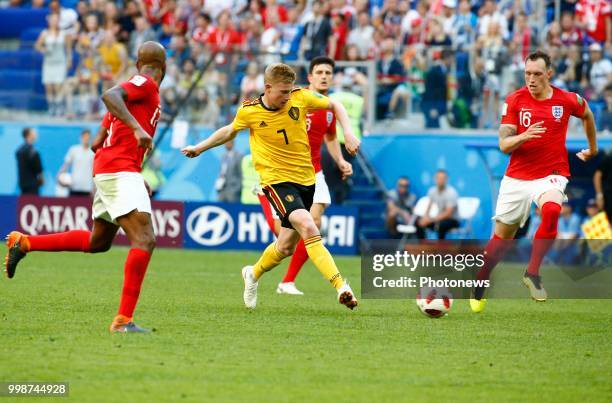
<box><xmin>252</xmin><ymin>242</ymin><xmax>285</xmax><ymax>280</ymax></box>
<box><xmin>304</xmin><ymin>236</ymin><xmax>344</xmax><ymax>289</ymax></box>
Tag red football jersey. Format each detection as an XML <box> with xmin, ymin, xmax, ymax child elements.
<box><xmin>306</xmin><ymin>109</ymin><xmax>336</xmax><ymax>173</ymax></box>
<box><xmin>93</xmin><ymin>74</ymin><xmax>161</xmax><ymax>175</ymax></box>
<box><xmin>501</xmin><ymin>86</ymin><xmax>586</xmax><ymax>180</ymax></box>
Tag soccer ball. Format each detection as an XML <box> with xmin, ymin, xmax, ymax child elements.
<box><xmin>416</xmin><ymin>287</ymin><xmax>453</xmax><ymax>318</ymax></box>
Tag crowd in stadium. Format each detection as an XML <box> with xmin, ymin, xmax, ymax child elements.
<box><xmin>2</xmin><ymin>0</ymin><xmax>611</xmax><ymax>130</ymax></box>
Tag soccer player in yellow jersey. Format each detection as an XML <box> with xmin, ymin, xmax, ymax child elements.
<box><xmin>182</xmin><ymin>63</ymin><xmax>361</xmax><ymax>310</ymax></box>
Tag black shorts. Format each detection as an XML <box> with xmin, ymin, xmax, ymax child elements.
<box><xmin>262</xmin><ymin>182</ymin><xmax>315</xmax><ymax>229</ymax></box>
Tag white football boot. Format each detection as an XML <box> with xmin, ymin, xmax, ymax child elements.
<box><xmin>242</xmin><ymin>266</ymin><xmax>258</xmax><ymax>309</ymax></box>
<box><xmin>276</xmin><ymin>282</ymin><xmax>304</xmax><ymax>295</ymax></box>
<box><xmin>337</xmin><ymin>281</ymin><xmax>358</xmax><ymax>310</ymax></box>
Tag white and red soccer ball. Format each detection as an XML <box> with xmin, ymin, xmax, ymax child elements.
<box><xmin>416</xmin><ymin>287</ymin><xmax>453</xmax><ymax>318</ymax></box>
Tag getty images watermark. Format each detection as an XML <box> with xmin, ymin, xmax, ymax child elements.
<box><xmin>361</xmin><ymin>240</ymin><xmax>612</xmax><ymax>299</ymax></box>
<box><xmin>371</xmin><ymin>250</ymin><xmax>488</xmax><ymax>289</ymax></box>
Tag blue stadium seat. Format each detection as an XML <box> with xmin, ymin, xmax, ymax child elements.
<box><xmin>0</xmin><ymin>8</ymin><xmax>48</xmax><ymax>39</ymax></box>
<box><xmin>19</xmin><ymin>27</ymin><xmax>44</xmax><ymax>48</ymax></box>
<box><xmin>0</xmin><ymin>50</ymin><xmax>43</xmax><ymax>70</ymax></box>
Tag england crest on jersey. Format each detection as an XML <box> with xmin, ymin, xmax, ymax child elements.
<box><xmin>552</xmin><ymin>106</ymin><xmax>563</xmax><ymax>120</ymax></box>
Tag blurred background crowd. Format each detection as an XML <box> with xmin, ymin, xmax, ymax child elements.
<box><xmin>0</xmin><ymin>0</ymin><xmax>610</xmax><ymax>132</ymax></box>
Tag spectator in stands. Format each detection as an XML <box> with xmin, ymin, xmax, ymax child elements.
<box><xmin>386</xmin><ymin>176</ymin><xmax>417</xmax><ymax>238</ymax></box>
<box><xmin>329</xmin><ymin>11</ymin><xmax>349</xmax><ymax>60</ymax></box>
<box><xmin>594</xmin><ymin>149</ymin><xmax>612</xmax><ymax>222</ymax></box>
<box><xmin>430</xmin><ymin>16</ymin><xmax>454</xmax><ymax>47</ymax></box>
<box><xmin>587</xmin><ymin>43</ymin><xmax>612</xmax><ymax>99</ymax></box>
<box><xmin>477</xmin><ymin>0</ymin><xmax>509</xmax><ymax>40</ymax></box>
<box><xmin>191</xmin><ymin>12</ymin><xmax>213</xmax><ymax>46</ymax></box>
<box><xmin>260</xmin><ymin>13</ymin><xmax>282</xmax><ymax>64</ymax></box>
<box><xmin>58</xmin><ymin>129</ymin><xmax>94</xmax><ymax>197</ymax></box>
<box><xmin>49</xmin><ymin>0</ymin><xmax>79</xmax><ymax>37</ymax></box>
<box><xmin>453</xmin><ymin>0</ymin><xmax>478</xmax><ymax>50</ymax></box>
<box><xmin>216</xmin><ymin>140</ymin><xmax>243</xmax><ymax>203</ymax></box>
<box><xmin>16</xmin><ymin>128</ymin><xmax>44</xmax><ymax>196</ymax></box>
<box><xmin>575</xmin><ymin>0</ymin><xmax>611</xmax><ymax>46</ymax></box>
<box><xmin>101</xmin><ymin>1</ymin><xmax>120</xmax><ymax>35</ymax></box>
<box><xmin>557</xmin><ymin>45</ymin><xmax>588</xmax><ymax>94</ymax></box>
<box><xmin>279</xmin><ymin>6</ymin><xmax>303</xmax><ymax>61</ymax></box>
<box><xmin>98</xmin><ymin>30</ymin><xmax>128</xmax><ymax>91</ymax></box>
<box><xmin>549</xmin><ymin>201</ymin><xmax>582</xmax><ymax>264</ymax></box>
<box><xmin>35</xmin><ymin>12</ymin><xmax>72</xmax><ymax>117</ymax></box>
<box><xmin>545</xmin><ymin>20</ymin><xmax>563</xmax><ymax>48</ymax></box>
<box><xmin>440</xmin><ymin>0</ymin><xmax>458</xmax><ymax>35</ymax></box>
<box><xmin>72</xmin><ymin>13</ymin><xmax>103</xmax><ymax>118</ymax></box>
<box><xmin>168</xmin><ymin>34</ymin><xmax>191</xmax><ymax>66</ymax></box>
<box><xmin>601</xmin><ymin>83</ymin><xmax>612</xmax><ymax>131</ymax></box>
<box><xmin>262</xmin><ymin>0</ymin><xmax>288</xmax><ymax>29</ymax></box>
<box><xmin>416</xmin><ymin>169</ymin><xmax>460</xmax><ymax>239</ymax></box>
<box><xmin>422</xmin><ymin>49</ymin><xmax>452</xmax><ymax>128</ymax></box>
<box><xmin>477</xmin><ymin>21</ymin><xmax>507</xmax><ymax>128</ymax></box>
<box><xmin>511</xmin><ymin>12</ymin><xmax>537</xmax><ymax>61</ymax></box>
<box><xmin>558</xmin><ymin>202</ymin><xmax>582</xmax><ymax>240</ymax></box>
<box><xmin>207</xmin><ymin>10</ymin><xmax>241</xmax><ymax>63</ymax></box>
<box><xmin>302</xmin><ymin>0</ymin><xmax>332</xmax><ymax>60</ymax></box>
<box><xmin>581</xmin><ymin>198</ymin><xmax>601</xmax><ymax>237</ymax></box>
<box><xmin>376</xmin><ymin>36</ymin><xmax>405</xmax><ymax>119</ymax></box>
<box><xmin>401</xmin><ymin>0</ymin><xmax>426</xmax><ymax>40</ymax></box>
<box><xmin>240</xmin><ymin>61</ymin><xmax>264</xmax><ymax>101</ymax></box>
<box><xmin>117</xmin><ymin>0</ymin><xmax>139</xmax><ymax>43</ymax></box>
<box><xmin>347</xmin><ymin>10</ymin><xmax>375</xmax><ymax>60</ymax></box>
<box><xmin>560</xmin><ymin>12</ymin><xmax>583</xmax><ymax>47</ymax></box>
<box><xmin>129</xmin><ymin>15</ymin><xmax>156</xmax><ymax>59</ymax></box>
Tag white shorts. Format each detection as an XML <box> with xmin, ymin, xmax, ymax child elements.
<box><xmin>313</xmin><ymin>171</ymin><xmax>332</xmax><ymax>205</ymax></box>
<box><xmin>92</xmin><ymin>172</ymin><xmax>151</xmax><ymax>225</ymax></box>
<box><xmin>493</xmin><ymin>175</ymin><xmax>568</xmax><ymax>227</ymax></box>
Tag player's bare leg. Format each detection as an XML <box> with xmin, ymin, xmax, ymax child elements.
<box><xmin>4</xmin><ymin>218</ymin><xmax>118</xmax><ymax>279</ymax></box>
<box><xmin>278</xmin><ymin>203</ymin><xmax>327</xmax><ymax>295</ymax></box>
<box><xmin>288</xmin><ymin>209</ymin><xmax>357</xmax><ymax>309</ymax></box>
<box><xmin>110</xmin><ymin>210</ymin><xmax>156</xmax><ymax>333</ymax></box>
<box><xmin>523</xmin><ymin>190</ymin><xmax>563</xmax><ymax>302</ymax></box>
<box><xmin>470</xmin><ymin>221</ymin><xmax>519</xmax><ymax>313</ymax></box>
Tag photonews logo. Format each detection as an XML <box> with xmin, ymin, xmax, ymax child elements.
<box><xmin>187</xmin><ymin>206</ymin><xmax>234</xmax><ymax>246</ymax></box>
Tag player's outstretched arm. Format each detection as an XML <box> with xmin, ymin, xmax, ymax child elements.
<box><xmin>101</xmin><ymin>86</ymin><xmax>151</xmax><ymax>150</ymax></box>
<box><xmin>329</xmin><ymin>99</ymin><xmax>360</xmax><ymax>156</ymax></box>
<box><xmin>182</xmin><ymin>124</ymin><xmax>238</xmax><ymax>158</ymax></box>
<box><xmin>498</xmin><ymin>123</ymin><xmax>545</xmax><ymax>154</ymax></box>
<box><xmin>576</xmin><ymin>104</ymin><xmax>598</xmax><ymax>162</ymax></box>
<box><xmin>324</xmin><ymin>132</ymin><xmax>352</xmax><ymax>179</ymax></box>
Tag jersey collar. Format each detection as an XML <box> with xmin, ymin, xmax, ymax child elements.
<box><xmin>259</xmin><ymin>94</ymin><xmax>280</xmax><ymax>111</ymax></box>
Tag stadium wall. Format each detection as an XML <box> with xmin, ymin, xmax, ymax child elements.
<box><xmin>1</xmin><ymin>122</ymin><xmax>610</xmax><ymax>240</ymax></box>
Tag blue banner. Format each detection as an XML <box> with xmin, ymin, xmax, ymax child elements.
<box><xmin>0</xmin><ymin>195</ymin><xmax>17</xmax><ymax>237</ymax></box>
<box><xmin>183</xmin><ymin>202</ymin><xmax>359</xmax><ymax>255</ymax></box>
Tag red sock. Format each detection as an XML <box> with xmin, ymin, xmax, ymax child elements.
<box><xmin>282</xmin><ymin>239</ymin><xmax>309</xmax><ymax>283</ymax></box>
<box><xmin>258</xmin><ymin>193</ymin><xmax>278</xmax><ymax>237</ymax></box>
<box><xmin>28</xmin><ymin>230</ymin><xmax>91</xmax><ymax>252</ymax></box>
<box><xmin>118</xmin><ymin>248</ymin><xmax>151</xmax><ymax>318</ymax></box>
<box><xmin>476</xmin><ymin>234</ymin><xmax>513</xmax><ymax>281</ymax></box>
<box><xmin>527</xmin><ymin>202</ymin><xmax>561</xmax><ymax>276</ymax></box>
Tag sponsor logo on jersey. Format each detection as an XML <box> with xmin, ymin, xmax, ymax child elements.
<box><xmin>259</xmin><ymin>121</ymin><xmax>268</xmax><ymax>127</ymax></box>
<box><xmin>288</xmin><ymin>107</ymin><xmax>300</xmax><ymax>121</ymax></box>
<box><xmin>285</xmin><ymin>194</ymin><xmax>295</xmax><ymax>202</ymax></box>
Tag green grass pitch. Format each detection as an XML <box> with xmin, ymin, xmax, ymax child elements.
<box><xmin>1</xmin><ymin>248</ymin><xmax>610</xmax><ymax>402</ymax></box>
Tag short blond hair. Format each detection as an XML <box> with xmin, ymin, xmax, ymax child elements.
<box><xmin>264</xmin><ymin>63</ymin><xmax>296</xmax><ymax>84</ymax></box>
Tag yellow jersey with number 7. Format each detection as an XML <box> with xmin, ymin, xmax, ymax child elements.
<box><xmin>231</xmin><ymin>88</ymin><xmax>330</xmax><ymax>186</ymax></box>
